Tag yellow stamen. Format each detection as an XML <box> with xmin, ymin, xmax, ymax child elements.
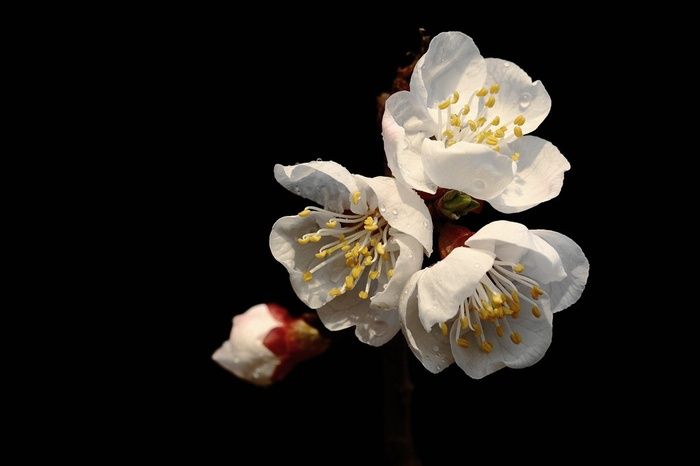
<box><xmin>476</xmin><ymin>132</ymin><xmax>487</xmax><ymax>144</ymax></box>
<box><xmin>297</xmin><ymin>237</ymin><xmax>310</xmax><ymax>245</ymax></box>
<box><xmin>477</xmin><ymin>117</ymin><xmax>486</xmax><ymax>127</ymax></box>
<box><xmin>438</xmin><ymin>98</ymin><xmax>451</xmax><ymax>110</ymax></box>
<box><xmin>369</xmin><ymin>270</ymin><xmax>379</xmax><ymax>280</ymax></box>
<box><xmin>345</xmin><ymin>275</ymin><xmax>355</xmax><ymax>290</ymax></box>
<box><xmin>511</xmin><ymin>152</ymin><xmax>520</xmax><ymax>162</ymax></box>
<box><xmin>532</xmin><ymin>306</ymin><xmax>542</xmax><ymax>318</ymax></box>
<box><xmin>513</xmin><ymin>263</ymin><xmax>524</xmax><ymax>273</ymax></box>
<box><xmin>467</xmin><ymin>120</ymin><xmax>477</xmax><ymax>131</ymax></box>
<box><xmin>450</xmin><ymin>114</ymin><xmax>461</xmax><ymax>127</ymax></box>
<box><xmin>510</xmin><ymin>332</ymin><xmax>522</xmax><ymax>344</ymax></box>
<box><xmin>351</xmin><ymin>265</ymin><xmax>364</xmax><ymax>279</ymax></box>
<box><xmin>460</xmin><ymin>316</ymin><xmax>469</xmax><ymax>329</ymax></box>
<box><xmin>494</xmin><ymin>127</ymin><xmax>506</xmax><ymax>138</ymax></box>
<box><xmin>325</xmin><ymin>219</ymin><xmax>337</xmax><ymax>229</ymax></box>
<box><xmin>486</xmin><ymin>136</ymin><xmax>499</xmax><ymax>146</ymax></box>
<box><xmin>476</xmin><ymin>87</ymin><xmax>488</xmax><ymax>97</ymax></box>
<box><xmin>364</xmin><ymin>224</ymin><xmax>379</xmax><ymax>231</ymax></box>
<box><xmin>531</xmin><ymin>286</ymin><xmax>544</xmax><ymax>299</ymax></box>
<box><xmin>451</xmin><ymin>91</ymin><xmax>460</xmax><ymax>103</ymax></box>
<box><xmin>303</xmin><ymin>271</ymin><xmax>313</xmax><ymax>282</ymax></box>
<box><xmin>309</xmin><ymin>234</ymin><xmax>322</xmax><ymax>243</ymax></box>
<box><xmin>490</xmin><ymin>84</ymin><xmax>500</xmax><ymax>94</ymax></box>
<box><xmin>446</xmin><ymin>139</ymin><xmax>457</xmax><ymax>147</ymax></box>
<box><xmin>376</xmin><ymin>242</ymin><xmax>386</xmax><ymax>255</ymax></box>
<box><xmin>442</xmin><ymin>129</ymin><xmax>454</xmax><ymax>139</ymax></box>
<box><xmin>485</xmin><ymin>96</ymin><xmax>496</xmax><ymax>108</ymax></box>
<box><xmin>490</xmin><ymin>116</ymin><xmax>500</xmax><ymax>126</ymax></box>
<box><xmin>351</xmin><ymin>191</ymin><xmax>361</xmax><ymax>205</ymax></box>
<box><xmin>358</xmin><ymin>290</ymin><xmax>369</xmax><ymax>299</ymax></box>
<box><xmin>492</xmin><ymin>145</ymin><xmax>500</xmax><ymax>153</ymax></box>
<box><xmin>473</xmin><ymin>324</ymin><xmax>482</xmax><ymax>336</ymax></box>
<box><xmin>496</xmin><ymin>326</ymin><xmax>504</xmax><ymax>337</ymax></box>
<box><xmin>298</xmin><ymin>209</ymin><xmax>311</xmax><ymax>217</ymax></box>
<box><xmin>315</xmin><ymin>251</ymin><xmax>327</xmax><ymax>259</ymax></box>
<box><xmin>457</xmin><ymin>338</ymin><xmax>470</xmax><ymax>348</ymax></box>
<box><xmin>492</xmin><ymin>294</ymin><xmax>504</xmax><ymax>305</ymax></box>
<box><xmin>480</xmin><ymin>341</ymin><xmax>493</xmax><ymax>353</ymax></box>
<box><xmin>439</xmin><ymin>322</ymin><xmax>448</xmax><ymax>336</ymax></box>
<box><xmin>514</xmin><ymin>126</ymin><xmax>523</xmax><ymax>138</ymax></box>
<box><xmin>363</xmin><ymin>256</ymin><xmax>373</xmax><ymax>266</ymax></box>
<box><xmin>461</xmin><ymin>104</ymin><xmax>470</xmax><ymax>115</ymax></box>
<box><xmin>329</xmin><ymin>288</ymin><xmax>342</xmax><ymax>297</ymax></box>
<box><xmin>387</xmin><ymin>268</ymin><xmax>395</xmax><ymax>278</ymax></box>
<box><xmin>341</xmin><ymin>245</ymin><xmax>351</xmax><ymax>251</ymax></box>
<box><xmin>514</xmin><ymin>115</ymin><xmax>526</xmax><ymax>126</ymax></box>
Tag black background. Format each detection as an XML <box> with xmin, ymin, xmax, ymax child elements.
<box><xmin>159</xmin><ymin>11</ymin><xmax>636</xmax><ymax>465</ymax></box>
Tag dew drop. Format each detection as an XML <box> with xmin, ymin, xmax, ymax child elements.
<box><xmin>503</xmin><ymin>62</ymin><xmax>511</xmax><ymax>68</ymax></box>
<box><xmin>474</xmin><ymin>179</ymin><xmax>486</xmax><ymax>190</ymax></box>
<box><xmin>432</xmin><ymin>345</ymin><xmax>440</xmax><ymax>352</ymax></box>
<box><xmin>436</xmin><ymin>364</ymin><xmax>442</xmax><ymax>371</ymax></box>
<box><xmin>391</xmin><ymin>209</ymin><xmax>398</xmax><ymax>216</ymax></box>
<box><xmin>316</xmin><ymin>157</ymin><xmax>322</xmax><ymax>161</ymax></box>
<box><xmin>252</xmin><ymin>371</ymin><xmax>260</xmax><ymax>379</ymax></box>
<box><xmin>519</xmin><ymin>92</ymin><xmax>532</xmax><ymax>109</ymax></box>
<box><xmin>423</xmin><ymin>220</ymin><xmax>429</xmax><ymax>228</ymax></box>
<box><xmin>232</xmin><ymin>357</ymin><xmax>240</xmax><ymax>364</ymax></box>
<box><xmin>294</xmin><ymin>187</ymin><xmax>301</xmax><ymax>194</ymax></box>
<box><xmin>380</xmin><ymin>205</ymin><xmax>387</xmax><ymax>213</ymax></box>
<box><xmin>383</xmin><ymin>284</ymin><xmax>388</xmax><ymax>290</ymax></box>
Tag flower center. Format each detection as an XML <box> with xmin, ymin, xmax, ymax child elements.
<box><xmin>296</xmin><ymin>199</ymin><xmax>397</xmax><ymax>301</ymax></box>
<box><xmin>434</xmin><ymin>84</ymin><xmax>525</xmax><ymax>161</ymax></box>
<box><xmin>439</xmin><ymin>260</ymin><xmax>544</xmax><ymax>352</ymax></box>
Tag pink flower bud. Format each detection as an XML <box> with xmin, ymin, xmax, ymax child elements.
<box><xmin>212</xmin><ymin>303</ymin><xmax>328</xmax><ymax>386</ymax></box>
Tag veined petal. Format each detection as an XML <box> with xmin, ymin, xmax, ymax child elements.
<box><xmin>422</xmin><ymin>139</ymin><xmax>514</xmax><ymax>201</ymax></box>
<box><xmin>274</xmin><ymin>161</ymin><xmax>368</xmax><ymax>215</ymax></box>
<box><xmin>417</xmin><ymin>247</ymin><xmax>495</xmax><ymax>332</ymax></box>
<box><xmin>531</xmin><ymin>230</ymin><xmax>589</xmax><ymax>313</ymax></box>
<box><xmin>485</xmin><ymin>58</ymin><xmax>551</xmax><ymax>138</ymax></box>
<box><xmin>449</xmin><ymin>319</ymin><xmax>505</xmax><ymax>379</ymax></box>
<box><xmin>466</xmin><ymin>221</ymin><xmax>566</xmax><ymax>284</ymax></box>
<box><xmin>399</xmin><ymin>270</ymin><xmax>454</xmax><ymax>373</ymax></box>
<box><xmin>371</xmin><ymin>230</ymin><xmax>424</xmax><ymax>311</ymax></box>
<box><xmin>382</xmin><ymin>93</ymin><xmax>438</xmax><ymax>193</ymax></box>
<box><xmin>317</xmin><ymin>288</ymin><xmax>400</xmax><ymax>347</ymax></box>
<box><xmin>489</xmin><ymin>136</ymin><xmax>570</xmax><ymax>213</ymax></box>
<box><xmin>356</xmin><ymin>175</ymin><xmax>433</xmax><ymax>255</ymax></box>
<box><xmin>269</xmin><ymin>214</ymin><xmax>344</xmax><ymax>309</ymax></box>
<box><xmin>411</xmin><ymin>31</ymin><xmax>487</xmax><ymax>108</ymax></box>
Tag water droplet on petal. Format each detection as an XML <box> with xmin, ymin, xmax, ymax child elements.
<box><xmin>232</xmin><ymin>357</ymin><xmax>240</xmax><ymax>364</ymax></box>
<box><xmin>316</xmin><ymin>157</ymin><xmax>322</xmax><ymax>161</ymax></box>
<box><xmin>503</xmin><ymin>62</ymin><xmax>511</xmax><ymax>68</ymax></box>
<box><xmin>432</xmin><ymin>345</ymin><xmax>439</xmax><ymax>352</ymax></box>
<box><xmin>423</xmin><ymin>220</ymin><xmax>429</xmax><ymax>228</ymax></box>
<box><xmin>380</xmin><ymin>206</ymin><xmax>386</xmax><ymax>213</ymax></box>
<box><xmin>383</xmin><ymin>284</ymin><xmax>388</xmax><ymax>290</ymax></box>
<box><xmin>436</xmin><ymin>364</ymin><xmax>442</xmax><ymax>371</ymax></box>
<box><xmin>294</xmin><ymin>187</ymin><xmax>301</xmax><ymax>194</ymax></box>
<box><xmin>391</xmin><ymin>209</ymin><xmax>398</xmax><ymax>216</ymax></box>
<box><xmin>519</xmin><ymin>93</ymin><xmax>532</xmax><ymax>109</ymax></box>
<box><xmin>474</xmin><ymin>179</ymin><xmax>486</xmax><ymax>190</ymax></box>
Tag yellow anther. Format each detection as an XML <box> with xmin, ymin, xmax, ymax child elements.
<box><xmin>364</xmin><ymin>217</ymin><xmax>373</xmax><ymax>225</ymax></box>
<box><xmin>531</xmin><ymin>286</ymin><xmax>544</xmax><ymax>299</ymax></box>
<box><xmin>473</xmin><ymin>324</ymin><xmax>482</xmax><ymax>336</ymax></box>
<box><xmin>485</xmin><ymin>96</ymin><xmax>496</xmax><ymax>108</ymax></box>
<box><xmin>363</xmin><ymin>256</ymin><xmax>373</xmax><ymax>266</ymax></box>
<box><xmin>495</xmin><ymin>307</ymin><xmax>505</xmax><ymax>318</ymax></box>
<box><xmin>446</xmin><ymin>139</ymin><xmax>457</xmax><ymax>147</ymax></box>
<box><xmin>361</xmin><ymin>246</ymin><xmax>370</xmax><ymax>256</ymax></box>
<box><xmin>532</xmin><ymin>306</ymin><xmax>542</xmax><ymax>318</ymax></box>
<box><xmin>494</xmin><ymin>127</ymin><xmax>506</xmax><ymax>138</ymax></box>
<box><xmin>490</xmin><ymin>116</ymin><xmax>500</xmax><ymax>126</ymax></box>
<box><xmin>513</xmin><ymin>263</ymin><xmax>525</xmax><ymax>273</ymax></box>
<box><xmin>442</xmin><ymin>129</ymin><xmax>454</xmax><ymax>139</ymax></box>
<box><xmin>492</xmin><ymin>145</ymin><xmax>500</xmax><ymax>153</ymax></box>
<box><xmin>460</xmin><ymin>316</ymin><xmax>469</xmax><ymax>329</ymax></box>
<box><xmin>467</xmin><ymin>120</ymin><xmax>477</xmax><ymax>131</ymax></box>
<box><xmin>369</xmin><ymin>270</ymin><xmax>379</xmax><ymax>280</ymax></box>
<box><xmin>325</xmin><ymin>219</ymin><xmax>337</xmax><ymax>228</ymax></box>
<box><xmin>345</xmin><ymin>275</ymin><xmax>355</xmax><ymax>290</ymax></box>
<box><xmin>477</xmin><ymin>117</ymin><xmax>486</xmax><ymax>127</ymax></box>
<box><xmin>303</xmin><ymin>271</ymin><xmax>313</xmax><ymax>282</ymax></box>
<box><xmin>510</xmin><ymin>332</ymin><xmax>523</xmax><ymax>344</ymax></box>
<box><xmin>309</xmin><ymin>234</ymin><xmax>322</xmax><ymax>243</ymax></box>
<box><xmin>376</xmin><ymin>242</ymin><xmax>386</xmax><ymax>255</ymax></box>
<box><xmin>451</xmin><ymin>91</ymin><xmax>460</xmax><ymax>103</ymax></box>
<box><xmin>387</xmin><ymin>268</ymin><xmax>395</xmax><ymax>278</ymax></box>
<box><xmin>476</xmin><ymin>87</ymin><xmax>488</xmax><ymax>97</ymax></box>
<box><xmin>511</xmin><ymin>291</ymin><xmax>520</xmax><ymax>305</ymax></box>
<box><xmin>438</xmin><ymin>98</ymin><xmax>451</xmax><ymax>110</ymax></box>
<box><xmin>486</xmin><ymin>136</ymin><xmax>499</xmax><ymax>146</ymax></box>
<box><xmin>480</xmin><ymin>341</ymin><xmax>493</xmax><ymax>353</ymax></box>
<box><xmin>364</xmin><ymin>224</ymin><xmax>379</xmax><ymax>231</ymax></box>
<box><xmin>490</xmin><ymin>84</ymin><xmax>500</xmax><ymax>94</ymax></box>
<box><xmin>450</xmin><ymin>114</ymin><xmax>461</xmax><ymax>127</ymax></box>
<box><xmin>439</xmin><ymin>322</ymin><xmax>448</xmax><ymax>336</ymax></box>
<box><xmin>479</xmin><ymin>310</ymin><xmax>489</xmax><ymax>320</ymax></box>
<box><xmin>382</xmin><ymin>253</ymin><xmax>390</xmax><ymax>261</ymax></box>
<box><xmin>297</xmin><ymin>237</ymin><xmax>310</xmax><ymax>245</ymax></box>
<box><xmin>351</xmin><ymin>265</ymin><xmax>364</xmax><ymax>279</ymax></box>
<box><xmin>457</xmin><ymin>338</ymin><xmax>470</xmax><ymax>348</ymax></box>
<box><xmin>329</xmin><ymin>288</ymin><xmax>342</xmax><ymax>297</ymax></box>
<box><xmin>511</xmin><ymin>152</ymin><xmax>520</xmax><ymax>162</ymax></box>
<box><xmin>358</xmin><ymin>290</ymin><xmax>369</xmax><ymax>299</ymax></box>
<box><xmin>370</xmin><ymin>238</ymin><xmax>378</xmax><ymax>247</ymax></box>
<box><xmin>315</xmin><ymin>251</ymin><xmax>328</xmax><ymax>259</ymax></box>
<box><xmin>341</xmin><ymin>245</ymin><xmax>351</xmax><ymax>251</ymax></box>
<box><xmin>338</xmin><ymin>234</ymin><xmax>345</xmax><ymax>241</ymax></box>
<box><xmin>492</xmin><ymin>294</ymin><xmax>504</xmax><ymax>305</ymax></box>
<box><xmin>298</xmin><ymin>209</ymin><xmax>311</xmax><ymax>217</ymax></box>
<box><xmin>351</xmin><ymin>191</ymin><xmax>361</xmax><ymax>205</ymax></box>
<box><xmin>514</xmin><ymin>126</ymin><xmax>523</xmax><ymax>138</ymax></box>
<box><xmin>345</xmin><ymin>257</ymin><xmax>357</xmax><ymax>268</ymax></box>
<box><xmin>461</xmin><ymin>104</ymin><xmax>470</xmax><ymax>115</ymax></box>
<box><xmin>496</xmin><ymin>326</ymin><xmax>504</xmax><ymax>337</ymax></box>
<box><xmin>476</xmin><ymin>132</ymin><xmax>487</xmax><ymax>144</ymax></box>
<box><xmin>514</xmin><ymin>115</ymin><xmax>526</xmax><ymax>126</ymax></box>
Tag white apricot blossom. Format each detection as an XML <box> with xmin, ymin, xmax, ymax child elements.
<box><xmin>270</xmin><ymin>161</ymin><xmax>433</xmax><ymax>346</ymax></box>
<box><xmin>383</xmin><ymin>31</ymin><xmax>570</xmax><ymax>213</ymax></box>
<box><xmin>399</xmin><ymin>221</ymin><xmax>588</xmax><ymax>378</ymax></box>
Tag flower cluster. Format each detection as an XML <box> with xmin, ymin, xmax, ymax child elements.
<box><xmin>218</xmin><ymin>32</ymin><xmax>588</xmax><ymax>384</ymax></box>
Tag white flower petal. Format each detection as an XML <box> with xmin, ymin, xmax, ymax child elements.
<box><xmin>489</xmin><ymin>136</ymin><xmax>570</xmax><ymax>213</ymax></box>
<box><xmin>269</xmin><ymin>214</ymin><xmax>345</xmax><ymax>309</ymax></box>
<box><xmin>356</xmin><ymin>175</ymin><xmax>433</xmax><ymax>255</ymax></box>
<box><xmin>494</xmin><ymin>303</ymin><xmax>553</xmax><ymax>369</ymax></box>
<box><xmin>371</xmin><ymin>230</ymin><xmax>424</xmax><ymax>310</ymax></box>
<box><xmin>485</xmin><ymin>58</ymin><xmax>551</xmax><ymax>137</ymax></box>
<box><xmin>449</xmin><ymin>320</ymin><xmax>505</xmax><ymax>379</ymax></box>
<box><xmin>466</xmin><ymin>221</ymin><xmax>566</xmax><ymax>284</ymax></box>
<box><xmin>382</xmin><ymin>92</ymin><xmax>438</xmax><ymax>193</ymax></box>
<box><xmin>531</xmin><ymin>229</ymin><xmax>589</xmax><ymax>313</ymax></box>
<box><xmin>417</xmin><ymin>247</ymin><xmax>495</xmax><ymax>332</ymax></box>
<box><xmin>274</xmin><ymin>161</ymin><xmax>367</xmax><ymax>214</ymax></box>
<box><xmin>422</xmin><ymin>139</ymin><xmax>515</xmax><ymax>201</ymax></box>
<box><xmin>399</xmin><ymin>270</ymin><xmax>454</xmax><ymax>373</ymax></box>
<box><xmin>317</xmin><ymin>289</ymin><xmax>399</xmax><ymax>347</ymax></box>
<box><xmin>212</xmin><ymin>304</ymin><xmax>280</xmax><ymax>386</ymax></box>
<box><xmin>410</xmin><ymin>31</ymin><xmax>486</xmax><ymax>108</ymax></box>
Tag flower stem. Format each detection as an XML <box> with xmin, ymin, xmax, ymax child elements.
<box><xmin>383</xmin><ymin>338</ymin><xmax>421</xmax><ymax>466</ymax></box>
